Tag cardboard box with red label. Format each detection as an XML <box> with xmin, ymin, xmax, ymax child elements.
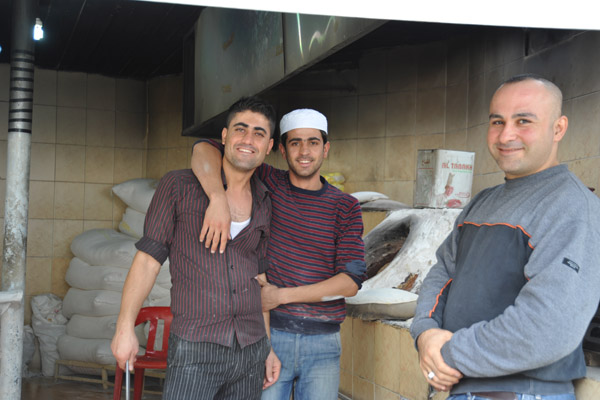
<box><xmin>414</xmin><ymin>149</ymin><xmax>475</xmax><ymax>209</ymax></box>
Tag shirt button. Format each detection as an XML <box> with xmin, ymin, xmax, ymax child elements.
<box><xmin>230</xmin><ymin>265</ymin><xmax>234</xmax><ymax>269</ymax></box>
<box><xmin>232</xmin><ymin>289</ymin><xmax>236</xmax><ymax>294</ymax></box>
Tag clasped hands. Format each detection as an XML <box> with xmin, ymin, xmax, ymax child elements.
<box><xmin>417</xmin><ymin>328</ymin><xmax>463</xmax><ymax>392</ymax></box>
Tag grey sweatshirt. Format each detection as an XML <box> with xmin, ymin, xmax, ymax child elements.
<box><xmin>410</xmin><ymin>165</ymin><xmax>600</xmax><ymax>395</ymax></box>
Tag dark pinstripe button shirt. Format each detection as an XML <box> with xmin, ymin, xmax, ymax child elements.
<box><xmin>136</xmin><ymin>169</ymin><xmax>271</xmax><ymax>348</ymax></box>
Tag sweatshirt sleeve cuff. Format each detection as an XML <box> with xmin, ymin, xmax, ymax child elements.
<box><xmin>409</xmin><ymin>319</ymin><xmax>441</xmax><ymax>349</ymax></box>
<box><xmin>441</xmin><ymin>341</ymin><xmax>458</xmax><ymax>369</ymax></box>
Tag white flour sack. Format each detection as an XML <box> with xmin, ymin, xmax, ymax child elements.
<box><xmin>62</xmin><ymin>288</ymin><xmax>123</xmax><ymax>318</ymax></box>
<box><xmin>156</xmin><ymin>263</ymin><xmax>172</xmax><ymax>288</ymax></box>
<box><xmin>66</xmin><ymin>315</ymin><xmax>147</xmax><ymax>345</ymax></box>
<box><xmin>66</xmin><ymin>314</ymin><xmax>118</xmax><ymax>339</ymax></box>
<box><xmin>148</xmin><ymin>284</ymin><xmax>170</xmax><ymax>301</ymax></box>
<box><xmin>65</xmin><ymin>258</ymin><xmax>129</xmax><ymax>291</ymax></box>
<box><xmin>31</xmin><ymin>294</ymin><xmax>68</xmax><ymax>376</ymax></box>
<box><xmin>57</xmin><ymin>335</ymin><xmax>146</xmax><ymax>368</ymax></box>
<box><xmin>66</xmin><ymin>258</ymin><xmax>169</xmax><ymax>299</ymax></box>
<box><xmin>57</xmin><ymin>335</ymin><xmax>118</xmax><ymax>365</ymax></box>
<box><xmin>112</xmin><ymin>178</ymin><xmax>158</xmax><ymax>214</ymax></box>
<box><xmin>148</xmin><ymin>295</ymin><xmax>171</xmax><ymax>307</ymax></box>
<box><xmin>118</xmin><ymin>207</ymin><xmax>146</xmax><ymax>239</ymax></box>
<box><xmin>71</xmin><ymin>229</ymin><xmax>137</xmax><ymax>267</ymax></box>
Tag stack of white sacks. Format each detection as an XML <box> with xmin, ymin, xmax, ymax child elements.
<box><xmin>57</xmin><ymin>179</ymin><xmax>171</xmax><ymax>370</ymax></box>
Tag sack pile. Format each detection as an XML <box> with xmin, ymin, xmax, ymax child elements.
<box><xmin>31</xmin><ymin>294</ymin><xmax>68</xmax><ymax>376</ymax></box>
<box><xmin>57</xmin><ymin>178</ymin><xmax>171</xmax><ymax>372</ymax></box>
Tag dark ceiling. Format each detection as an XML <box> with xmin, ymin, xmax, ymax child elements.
<box><xmin>0</xmin><ymin>0</ymin><xmax>495</xmax><ymax>82</ymax></box>
<box><xmin>0</xmin><ymin>0</ymin><xmax>204</xmax><ymax>80</ymax></box>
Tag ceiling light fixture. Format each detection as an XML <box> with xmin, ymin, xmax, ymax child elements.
<box><xmin>33</xmin><ymin>18</ymin><xmax>44</xmax><ymax>41</ymax></box>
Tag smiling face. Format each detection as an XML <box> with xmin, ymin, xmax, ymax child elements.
<box><xmin>280</xmin><ymin>128</ymin><xmax>330</xmax><ymax>189</ymax></box>
<box><xmin>222</xmin><ymin>110</ymin><xmax>273</xmax><ymax>172</ymax></box>
<box><xmin>487</xmin><ymin>79</ymin><xmax>568</xmax><ymax>180</ymax></box>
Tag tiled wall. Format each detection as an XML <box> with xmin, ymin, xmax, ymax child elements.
<box><xmin>340</xmin><ymin>318</ymin><xmax>600</xmax><ymax>400</ymax></box>
<box><xmin>1</xmin><ymin>24</ymin><xmax>600</xmax><ymax>387</ymax></box>
<box><xmin>0</xmin><ymin>66</ymin><xmax>147</xmax><ymax>323</ymax></box>
<box><xmin>145</xmin><ymin>75</ymin><xmax>198</xmax><ymax>179</ymax></box>
<box><xmin>262</xmin><ymin>29</ymin><xmax>600</xmax><ymax>206</ymax></box>
<box><xmin>340</xmin><ymin>318</ymin><xmax>442</xmax><ymax>400</ymax></box>
<box><xmin>328</xmin><ymin>29</ymin><xmax>600</xmax><ymax>400</ymax></box>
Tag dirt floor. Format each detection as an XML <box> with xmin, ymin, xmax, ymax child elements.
<box><xmin>21</xmin><ymin>375</ymin><xmax>163</xmax><ymax>400</ymax></box>
<box><xmin>21</xmin><ymin>375</ymin><xmax>348</xmax><ymax>399</ymax></box>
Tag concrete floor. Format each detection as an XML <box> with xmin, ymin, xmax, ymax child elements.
<box><xmin>21</xmin><ymin>376</ymin><xmax>163</xmax><ymax>400</ymax></box>
<box><xmin>21</xmin><ymin>376</ymin><xmax>349</xmax><ymax>399</ymax></box>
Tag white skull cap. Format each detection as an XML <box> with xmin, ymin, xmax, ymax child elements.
<box><xmin>279</xmin><ymin>109</ymin><xmax>328</xmax><ymax>136</ymax></box>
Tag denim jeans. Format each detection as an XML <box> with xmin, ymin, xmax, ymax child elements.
<box><xmin>448</xmin><ymin>393</ymin><xmax>576</xmax><ymax>400</ymax></box>
<box><xmin>261</xmin><ymin>328</ymin><xmax>341</xmax><ymax>400</ymax></box>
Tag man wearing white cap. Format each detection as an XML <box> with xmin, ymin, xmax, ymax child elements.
<box><xmin>191</xmin><ymin>108</ymin><xmax>367</xmax><ymax>400</ymax></box>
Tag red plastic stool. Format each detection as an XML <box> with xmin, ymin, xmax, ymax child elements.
<box><xmin>113</xmin><ymin>306</ymin><xmax>173</xmax><ymax>400</ymax></box>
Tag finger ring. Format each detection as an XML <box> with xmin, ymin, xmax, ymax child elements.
<box><xmin>427</xmin><ymin>371</ymin><xmax>435</xmax><ymax>380</ymax></box>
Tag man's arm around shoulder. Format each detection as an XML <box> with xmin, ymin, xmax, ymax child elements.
<box><xmin>191</xmin><ymin>141</ymin><xmax>231</xmax><ymax>254</ymax></box>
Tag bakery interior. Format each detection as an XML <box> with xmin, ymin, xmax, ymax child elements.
<box><xmin>2</xmin><ymin>1</ymin><xmax>600</xmax><ymax>399</ymax></box>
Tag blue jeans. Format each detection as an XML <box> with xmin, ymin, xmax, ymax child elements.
<box><xmin>261</xmin><ymin>329</ymin><xmax>341</xmax><ymax>400</ymax></box>
<box><xmin>448</xmin><ymin>394</ymin><xmax>575</xmax><ymax>400</ymax></box>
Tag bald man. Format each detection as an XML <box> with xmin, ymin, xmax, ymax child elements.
<box><xmin>410</xmin><ymin>74</ymin><xmax>600</xmax><ymax>400</ymax></box>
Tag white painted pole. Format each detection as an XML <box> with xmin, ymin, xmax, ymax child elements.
<box><xmin>0</xmin><ymin>0</ymin><xmax>35</xmax><ymax>398</ymax></box>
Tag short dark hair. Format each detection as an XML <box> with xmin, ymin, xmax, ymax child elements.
<box><xmin>280</xmin><ymin>130</ymin><xmax>328</xmax><ymax>147</ymax></box>
<box><xmin>225</xmin><ymin>96</ymin><xmax>277</xmax><ymax>139</ymax></box>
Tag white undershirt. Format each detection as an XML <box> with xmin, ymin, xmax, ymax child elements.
<box><xmin>230</xmin><ymin>218</ymin><xmax>251</xmax><ymax>239</ymax></box>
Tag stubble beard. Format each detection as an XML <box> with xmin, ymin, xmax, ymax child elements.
<box><xmin>287</xmin><ymin>157</ymin><xmax>323</xmax><ymax>181</ymax></box>
<box><xmin>225</xmin><ymin>147</ymin><xmax>261</xmax><ymax>173</ymax></box>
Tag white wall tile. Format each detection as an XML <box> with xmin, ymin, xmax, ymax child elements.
<box><xmin>32</xmin><ymin>105</ymin><xmax>57</xmax><ymax>143</ymax></box>
<box><xmin>358</xmin><ymin>94</ymin><xmax>386</xmax><ymax>139</ymax></box>
<box><xmin>0</xmin><ymin>63</ymin><xmax>9</xmax><ymax>101</ymax></box>
<box><xmin>359</xmin><ymin>51</ymin><xmax>386</xmax><ymax>95</ymax></box>
<box><xmin>29</xmin><ymin>143</ymin><xmax>56</xmax><ymax>181</ymax></box>
<box><xmin>0</xmin><ymin>101</ymin><xmax>7</xmax><ymax>140</ymax></box>
<box><xmin>87</xmin><ymin>74</ymin><xmax>116</xmax><ymax>110</ymax></box>
<box><xmin>116</xmin><ymin>79</ymin><xmax>146</xmax><ymax>113</ymax></box>
<box><xmin>86</xmin><ymin>109</ymin><xmax>115</xmax><ymax>147</ymax></box>
<box><xmin>34</xmin><ymin>68</ymin><xmax>57</xmax><ymax>106</ymax></box>
<box><xmin>115</xmin><ymin>111</ymin><xmax>146</xmax><ymax>149</ymax></box>
<box><xmin>57</xmin><ymin>71</ymin><xmax>87</xmax><ymax>108</ymax></box>
<box><xmin>57</xmin><ymin>107</ymin><xmax>86</xmax><ymax>145</ymax></box>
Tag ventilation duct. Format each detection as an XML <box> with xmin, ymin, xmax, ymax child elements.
<box><xmin>182</xmin><ymin>8</ymin><xmax>383</xmax><ymax>136</ymax></box>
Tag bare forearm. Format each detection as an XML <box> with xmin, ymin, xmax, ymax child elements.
<box><xmin>115</xmin><ymin>251</ymin><xmax>161</xmax><ymax>330</ymax></box>
<box><xmin>263</xmin><ymin>310</ymin><xmax>271</xmax><ymax>337</ymax></box>
<box><xmin>191</xmin><ymin>142</ymin><xmax>232</xmax><ymax>252</ymax></box>
<box><xmin>258</xmin><ymin>273</ymin><xmax>271</xmax><ymax>339</ymax></box>
<box><xmin>191</xmin><ymin>142</ymin><xmax>226</xmax><ymax>200</ymax></box>
<box><xmin>280</xmin><ymin>273</ymin><xmax>359</xmax><ymax>305</ymax></box>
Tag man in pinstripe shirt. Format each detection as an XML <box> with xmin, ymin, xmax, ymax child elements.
<box><xmin>192</xmin><ymin>109</ymin><xmax>367</xmax><ymax>400</ymax></box>
<box><xmin>111</xmin><ymin>97</ymin><xmax>281</xmax><ymax>400</ymax></box>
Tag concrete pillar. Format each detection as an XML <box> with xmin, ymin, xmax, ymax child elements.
<box><xmin>1</xmin><ymin>0</ymin><xmax>36</xmax><ymax>398</ymax></box>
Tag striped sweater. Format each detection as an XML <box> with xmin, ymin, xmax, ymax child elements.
<box><xmin>256</xmin><ymin>163</ymin><xmax>366</xmax><ymax>334</ymax></box>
